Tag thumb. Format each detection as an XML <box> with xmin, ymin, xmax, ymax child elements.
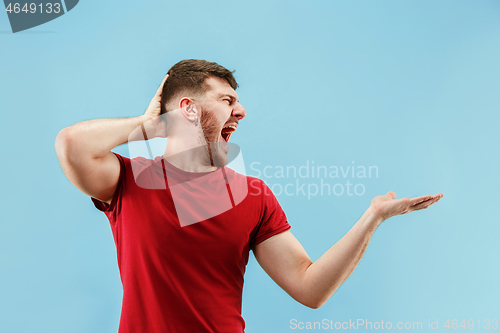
<box><xmin>386</xmin><ymin>191</ymin><xmax>397</xmax><ymax>199</ymax></box>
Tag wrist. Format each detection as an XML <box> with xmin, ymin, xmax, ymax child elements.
<box><xmin>126</xmin><ymin>116</ymin><xmax>151</xmax><ymax>143</ymax></box>
<box><xmin>362</xmin><ymin>206</ymin><xmax>385</xmax><ymax>231</ymax></box>
<box><xmin>138</xmin><ymin>114</ymin><xmax>151</xmax><ymax>124</ymax></box>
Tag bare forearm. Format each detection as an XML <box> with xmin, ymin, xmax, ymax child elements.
<box><xmin>255</xmin><ymin>192</ymin><xmax>441</xmax><ymax>310</ymax></box>
<box><xmin>57</xmin><ymin>115</ymin><xmax>148</xmax><ymax>159</ymax></box>
<box><xmin>302</xmin><ymin>208</ymin><xmax>383</xmax><ymax>308</ymax></box>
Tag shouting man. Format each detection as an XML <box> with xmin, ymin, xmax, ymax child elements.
<box><xmin>55</xmin><ymin>59</ymin><xmax>443</xmax><ymax>333</ymax></box>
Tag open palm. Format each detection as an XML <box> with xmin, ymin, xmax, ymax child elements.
<box><xmin>370</xmin><ymin>191</ymin><xmax>443</xmax><ymax>221</ymax></box>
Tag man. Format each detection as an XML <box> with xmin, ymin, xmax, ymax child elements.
<box><xmin>55</xmin><ymin>59</ymin><xmax>443</xmax><ymax>332</ymax></box>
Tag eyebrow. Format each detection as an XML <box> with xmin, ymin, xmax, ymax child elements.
<box><xmin>218</xmin><ymin>93</ymin><xmax>239</xmax><ymax>103</ymax></box>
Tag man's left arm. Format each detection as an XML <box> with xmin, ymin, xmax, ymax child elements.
<box><xmin>252</xmin><ymin>191</ymin><xmax>443</xmax><ymax>309</ymax></box>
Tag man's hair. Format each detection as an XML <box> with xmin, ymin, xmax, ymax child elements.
<box><xmin>161</xmin><ymin>59</ymin><xmax>238</xmax><ymax>114</ymax></box>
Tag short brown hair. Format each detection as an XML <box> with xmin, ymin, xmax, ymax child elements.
<box><xmin>161</xmin><ymin>59</ymin><xmax>238</xmax><ymax>114</ymax></box>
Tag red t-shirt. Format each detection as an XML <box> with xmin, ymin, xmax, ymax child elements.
<box><xmin>91</xmin><ymin>153</ymin><xmax>290</xmax><ymax>333</ymax></box>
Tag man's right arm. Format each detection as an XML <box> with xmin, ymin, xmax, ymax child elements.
<box><xmin>55</xmin><ymin>116</ymin><xmax>149</xmax><ymax>205</ymax></box>
<box><xmin>55</xmin><ymin>74</ymin><xmax>169</xmax><ymax>204</ymax></box>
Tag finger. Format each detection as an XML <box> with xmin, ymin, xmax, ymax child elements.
<box><xmin>155</xmin><ymin>73</ymin><xmax>169</xmax><ymax>96</ymax></box>
<box><xmin>409</xmin><ymin>194</ymin><xmax>433</xmax><ymax>207</ymax></box>
<box><xmin>417</xmin><ymin>193</ymin><xmax>443</xmax><ymax>208</ymax></box>
<box><xmin>410</xmin><ymin>196</ymin><xmax>442</xmax><ymax>211</ymax></box>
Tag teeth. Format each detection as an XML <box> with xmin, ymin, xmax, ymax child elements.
<box><xmin>221</xmin><ymin>124</ymin><xmax>236</xmax><ymax>143</ymax></box>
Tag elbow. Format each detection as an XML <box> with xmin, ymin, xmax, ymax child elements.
<box><xmin>307</xmin><ymin>300</ymin><xmax>325</xmax><ymax>310</ymax></box>
<box><xmin>55</xmin><ymin>127</ymin><xmax>73</xmax><ymax>160</ymax></box>
<box><xmin>300</xmin><ymin>290</ymin><xmax>335</xmax><ymax>309</ymax></box>
<box><xmin>298</xmin><ymin>296</ymin><xmax>326</xmax><ymax>310</ymax></box>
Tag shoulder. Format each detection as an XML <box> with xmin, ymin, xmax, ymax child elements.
<box><xmin>111</xmin><ymin>153</ymin><xmax>152</xmax><ymax>179</ymax></box>
<box><xmin>113</xmin><ymin>153</ymin><xmax>166</xmax><ymax>189</ymax></box>
<box><xmin>116</xmin><ymin>153</ymin><xmax>168</xmax><ymax>171</ymax></box>
<box><xmin>220</xmin><ymin>167</ymin><xmax>275</xmax><ymax>202</ymax></box>
<box><xmin>223</xmin><ymin>168</ymin><xmax>267</xmax><ymax>189</ymax></box>
<box><xmin>244</xmin><ymin>175</ymin><xmax>275</xmax><ymax>201</ymax></box>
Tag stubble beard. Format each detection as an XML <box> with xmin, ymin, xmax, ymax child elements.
<box><xmin>199</xmin><ymin>106</ymin><xmax>228</xmax><ymax>168</ymax></box>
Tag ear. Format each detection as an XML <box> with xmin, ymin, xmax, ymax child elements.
<box><xmin>179</xmin><ymin>97</ymin><xmax>192</xmax><ymax>109</ymax></box>
<box><xmin>180</xmin><ymin>103</ymin><xmax>198</xmax><ymax>123</ymax></box>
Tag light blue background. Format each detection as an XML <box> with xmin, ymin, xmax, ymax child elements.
<box><xmin>1</xmin><ymin>1</ymin><xmax>499</xmax><ymax>332</ymax></box>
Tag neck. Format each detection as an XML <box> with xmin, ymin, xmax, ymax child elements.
<box><xmin>163</xmin><ymin>136</ymin><xmax>217</xmax><ymax>173</ymax></box>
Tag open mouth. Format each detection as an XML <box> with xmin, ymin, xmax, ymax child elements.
<box><xmin>221</xmin><ymin>125</ymin><xmax>237</xmax><ymax>142</ymax></box>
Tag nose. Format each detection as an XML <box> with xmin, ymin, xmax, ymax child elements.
<box><xmin>232</xmin><ymin>102</ymin><xmax>247</xmax><ymax>120</ymax></box>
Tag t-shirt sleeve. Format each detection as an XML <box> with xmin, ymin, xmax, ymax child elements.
<box><xmin>90</xmin><ymin>152</ymin><xmax>127</xmax><ymax>219</ymax></box>
<box><xmin>251</xmin><ymin>180</ymin><xmax>291</xmax><ymax>246</ymax></box>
